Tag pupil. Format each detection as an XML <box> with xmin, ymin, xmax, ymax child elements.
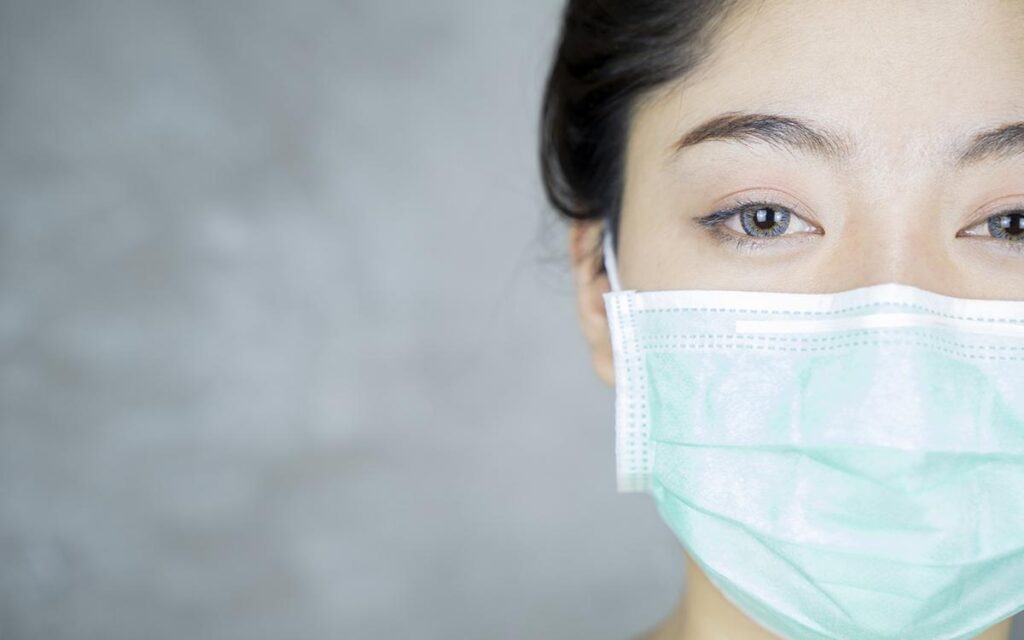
<box><xmin>1000</xmin><ymin>213</ymin><xmax>1024</xmax><ymax>236</ymax></box>
<box><xmin>754</xmin><ymin>208</ymin><xmax>776</xmax><ymax>229</ymax></box>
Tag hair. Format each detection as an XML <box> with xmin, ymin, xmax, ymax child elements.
<box><xmin>539</xmin><ymin>0</ymin><xmax>748</xmax><ymax>275</ymax></box>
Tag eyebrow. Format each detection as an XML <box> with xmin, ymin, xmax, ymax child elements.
<box><xmin>669</xmin><ymin>111</ymin><xmax>1024</xmax><ymax>169</ymax></box>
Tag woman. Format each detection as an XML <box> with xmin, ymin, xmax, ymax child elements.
<box><xmin>540</xmin><ymin>1</ymin><xmax>1024</xmax><ymax>639</ymax></box>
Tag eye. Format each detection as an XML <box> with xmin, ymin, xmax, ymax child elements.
<box><xmin>958</xmin><ymin>210</ymin><xmax>1024</xmax><ymax>242</ymax></box>
<box><xmin>696</xmin><ymin>198</ymin><xmax>820</xmax><ymax>242</ymax></box>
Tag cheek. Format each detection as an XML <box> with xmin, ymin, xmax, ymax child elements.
<box><xmin>942</xmin><ymin>249</ymin><xmax>1024</xmax><ymax>300</ymax></box>
<box><xmin>619</xmin><ymin>222</ymin><xmax>831</xmax><ymax>293</ymax></box>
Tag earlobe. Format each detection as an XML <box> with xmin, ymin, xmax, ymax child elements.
<box><xmin>591</xmin><ymin>345</ymin><xmax>615</xmax><ymax>386</ymax></box>
<box><xmin>568</xmin><ymin>221</ymin><xmax>615</xmax><ymax>387</ymax></box>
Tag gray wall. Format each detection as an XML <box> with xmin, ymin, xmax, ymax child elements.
<box><xmin>0</xmin><ymin>2</ymin><xmax>681</xmax><ymax>639</ymax></box>
<box><xmin>1</xmin><ymin>2</ymin><xmax>1020</xmax><ymax>640</ymax></box>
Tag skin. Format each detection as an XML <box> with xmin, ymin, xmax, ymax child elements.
<box><xmin>568</xmin><ymin>0</ymin><xmax>1024</xmax><ymax>638</ymax></box>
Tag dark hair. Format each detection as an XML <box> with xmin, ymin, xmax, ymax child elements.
<box><xmin>539</xmin><ymin>0</ymin><xmax>746</xmax><ymax>274</ymax></box>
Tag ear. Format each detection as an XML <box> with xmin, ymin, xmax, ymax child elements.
<box><xmin>568</xmin><ymin>220</ymin><xmax>615</xmax><ymax>386</ymax></box>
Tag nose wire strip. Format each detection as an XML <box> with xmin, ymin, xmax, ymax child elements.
<box><xmin>602</xmin><ymin>227</ymin><xmax>622</xmax><ymax>293</ymax></box>
<box><xmin>735</xmin><ymin>312</ymin><xmax>1024</xmax><ymax>337</ymax></box>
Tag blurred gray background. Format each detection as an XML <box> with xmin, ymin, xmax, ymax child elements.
<box><xmin>2</xmin><ymin>2</ymin><xmax>1021</xmax><ymax>640</ymax></box>
<box><xmin>0</xmin><ymin>1</ymin><xmax>684</xmax><ymax>638</ymax></box>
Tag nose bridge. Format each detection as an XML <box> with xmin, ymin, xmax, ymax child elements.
<box><xmin>830</xmin><ymin>121</ymin><xmax>968</xmax><ymax>291</ymax></box>
<box><xmin>835</xmin><ymin>181</ymin><xmax>952</xmax><ymax>294</ymax></box>
<box><xmin>839</xmin><ymin>225</ymin><xmax>910</xmax><ymax>288</ymax></box>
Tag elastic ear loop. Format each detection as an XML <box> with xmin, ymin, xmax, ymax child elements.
<box><xmin>602</xmin><ymin>225</ymin><xmax>622</xmax><ymax>292</ymax></box>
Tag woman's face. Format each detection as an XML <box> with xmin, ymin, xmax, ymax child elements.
<box><xmin>571</xmin><ymin>0</ymin><xmax>1024</xmax><ymax>385</ymax></box>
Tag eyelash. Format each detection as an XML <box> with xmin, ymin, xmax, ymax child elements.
<box><xmin>696</xmin><ymin>198</ymin><xmax>1024</xmax><ymax>254</ymax></box>
<box><xmin>695</xmin><ymin>197</ymin><xmax>816</xmax><ymax>251</ymax></box>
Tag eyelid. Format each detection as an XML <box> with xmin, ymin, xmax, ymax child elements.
<box><xmin>725</xmin><ymin>206</ymin><xmax>819</xmax><ymax>236</ymax></box>
<box><xmin>695</xmin><ymin>195</ymin><xmax>823</xmax><ymax>237</ymax></box>
<box><xmin>957</xmin><ymin>205</ymin><xmax>1024</xmax><ymax>237</ymax></box>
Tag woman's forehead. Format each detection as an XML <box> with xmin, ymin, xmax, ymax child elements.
<box><xmin>630</xmin><ymin>0</ymin><xmax>1024</xmax><ymax>168</ymax></box>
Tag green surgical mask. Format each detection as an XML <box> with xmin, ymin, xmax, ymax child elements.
<box><xmin>601</xmin><ymin>229</ymin><xmax>1024</xmax><ymax>639</ymax></box>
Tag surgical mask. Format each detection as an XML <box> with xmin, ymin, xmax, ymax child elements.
<box><xmin>600</xmin><ymin>229</ymin><xmax>1024</xmax><ymax>640</ymax></box>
